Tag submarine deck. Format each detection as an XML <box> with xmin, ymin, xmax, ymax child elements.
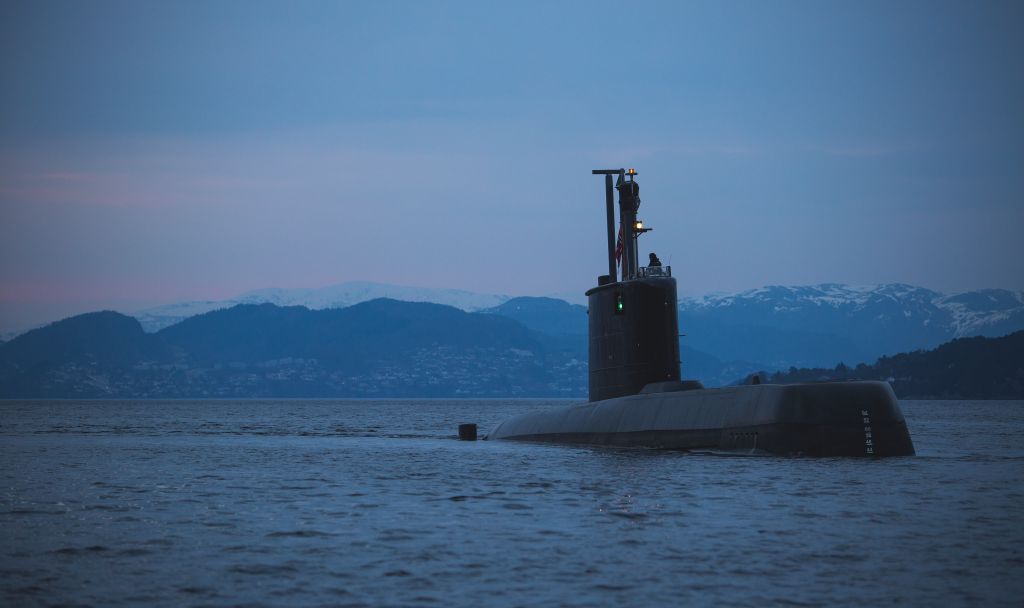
<box><xmin>487</xmin><ymin>381</ymin><xmax>915</xmax><ymax>457</ymax></box>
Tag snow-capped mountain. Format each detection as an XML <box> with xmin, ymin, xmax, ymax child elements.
<box><xmin>936</xmin><ymin>289</ymin><xmax>1024</xmax><ymax>338</ymax></box>
<box><xmin>133</xmin><ymin>281</ymin><xmax>511</xmax><ymax>332</ymax></box>
<box><xmin>678</xmin><ymin>283</ymin><xmax>1024</xmax><ymax>369</ymax></box>
<box><xmin>681</xmin><ymin>283</ymin><xmax>1024</xmax><ymax>338</ymax></box>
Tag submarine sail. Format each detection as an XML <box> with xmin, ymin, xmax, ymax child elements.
<box><xmin>487</xmin><ymin>168</ymin><xmax>915</xmax><ymax>457</ymax></box>
<box><xmin>588</xmin><ymin>170</ymin><xmax>681</xmax><ymax>402</ymax></box>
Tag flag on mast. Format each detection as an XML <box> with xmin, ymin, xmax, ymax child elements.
<box><xmin>614</xmin><ymin>225</ymin><xmax>623</xmax><ymax>266</ymax></box>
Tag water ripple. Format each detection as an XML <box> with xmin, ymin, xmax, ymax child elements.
<box><xmin>1</xmin><ymin>398</ymin><xmax>1022</xmax><ymax>607</ymax></box>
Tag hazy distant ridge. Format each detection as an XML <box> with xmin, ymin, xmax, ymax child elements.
<box><xmin>133</xmin><ymin>281</ymin><xmax>511</xmax><ymax>333</ymax></box>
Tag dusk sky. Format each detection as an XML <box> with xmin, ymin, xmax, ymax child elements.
<box><xmin>2</xmin><ymin>0</ymin><xmax>1022</xmax><ymax>332</ymax></box>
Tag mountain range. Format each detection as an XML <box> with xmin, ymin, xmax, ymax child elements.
<box><xmin>2</xmin><ymin>296</ymin><xmax>1021</xmax><ymax>399</ymax></box>
<box><xmin>478</xmin><ymin>284</ymin><xmax>1024</xmax><ymax>383</ymax></box>
<box><xmin>3</xmin><ymin>280</ymin><xmax>1023</xmax><ymax>392</ymax></box>
<box><xmin>680</xmin><ymin>283</ymin><xmax>1024</xmax><ymax>370</ymax></box>
<box><xmin>131</xmin><ymin>281</ymin><xmax>513</xmax><ymax>333</ymax></box>
<box><xmin>0</xmin><ymin>299</ymin><xmax>586</xmax><ymax>398</ymax></box>
<box><xmin>121</xmin><ymin>281</ymin><xmax>1024</xmax><ymax>371</ymax></box>
<box><xmin>123</xmin><ymin>281</ymin><xmax>1022</xmax><ymax>338</ymax></box>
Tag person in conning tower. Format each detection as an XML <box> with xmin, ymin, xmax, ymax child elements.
<box><xmin>648</xmin><ymin>252</ymin><xmax>662</xmax><ymax>267</ymax></box>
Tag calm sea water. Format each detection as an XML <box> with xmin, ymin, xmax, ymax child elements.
<box><xmin>1</xmin><ymin>399</ymin><xmax>1022</xmax><ymax>607</ymax></box>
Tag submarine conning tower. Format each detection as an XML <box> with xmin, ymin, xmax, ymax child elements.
<box><xmin>587</xmin><ymin>169</ymin><xmax>681</xmax><ymax>402</ymax></box>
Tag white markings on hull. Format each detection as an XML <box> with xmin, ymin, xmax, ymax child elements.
<box><xmin>862</xmin><ymin>409</ymin><xmax>874</xmax><ymax>455</ymax></box>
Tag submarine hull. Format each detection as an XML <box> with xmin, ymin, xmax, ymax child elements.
<box><xmin>488</xmin><ymin>380</ymin><xmax>915</xmax><ymax>457</ymax></box>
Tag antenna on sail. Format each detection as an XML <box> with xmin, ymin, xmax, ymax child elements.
<box><xmin>592</xmin><ymin>168</ymin><xmax>624</xmax><ymax>282</ymax></box>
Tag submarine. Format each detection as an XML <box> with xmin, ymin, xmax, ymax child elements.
<box><xmin>488</xmin><ymin>168</ymin><xmax>915</xmax><ymax>457</ymax></box>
